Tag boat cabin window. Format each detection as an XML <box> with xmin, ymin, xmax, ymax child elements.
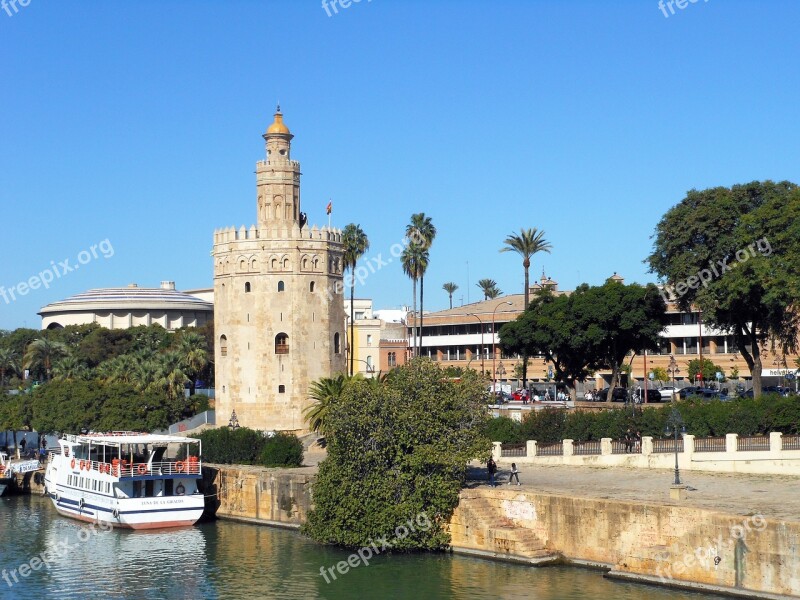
<box><xmin>165</xmin><ymin>479</ymin><xmax>174</xmax><ymax>496</ymax></box>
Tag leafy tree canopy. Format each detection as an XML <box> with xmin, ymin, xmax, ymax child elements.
<box><xmin>648</xmin><ymin>181</ymin><xmax>800</xmax><ymax>396</ymax></box>
<box><xmin>303</xmin><ymin>359</ymin><xmax>490</xmax><ymax>550</ymax></box>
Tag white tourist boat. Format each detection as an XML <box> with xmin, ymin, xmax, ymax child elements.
<box><xmin>0</xmin><ymin>450</ymin><xmax>40</xmax><ymax>496</ymax></box>
<box><xmin>43</xmin><ymin>432</ymin><xmax>205</xmax><ymax>529</ymax></box>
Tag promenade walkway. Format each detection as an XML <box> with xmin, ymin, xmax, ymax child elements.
<box><xmin>472</xmin><ymin>461</ymin><xmax>800</xmax><ymax>522</ymax></box>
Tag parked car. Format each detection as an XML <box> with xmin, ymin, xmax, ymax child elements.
<box><xmin>645</xmin><ymin>389</ymin><xmax>663</xmax><ymax>403</ymax></box>
<box><xmin>597</xmin><ymin>387</ymin><xmax>629</xmax><ymax>402</ymax></box>
<box><xmin>678</xmin><ymin>386</ymin><xmax>699</xmax><ymax>399</ymax></box>
<box><xmin>658</xmin><ymin>386</ymin><xmax>678</xmax><ymax>401</ymax></box>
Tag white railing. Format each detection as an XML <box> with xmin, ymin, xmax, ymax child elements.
<box><xmin>63</xmin><ymin>457</ymin><xmax>201</xmax><ymax>477</ymax></box>
<box><xmin>491</xmin><ymin>432</ymin><xmax>800</xmax><ymax>476</ymax></box>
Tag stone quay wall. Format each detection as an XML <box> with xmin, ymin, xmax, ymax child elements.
<box><xmin>207</xmin><ymin>465</ymin><xmax>800</xmax><ymax>599</ymax></box>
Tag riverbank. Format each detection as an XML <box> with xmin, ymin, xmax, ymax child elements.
<box><xmin>203</xmin><ymin>462</ymin><xmax>800</xmax><ymax>599</ymax></box>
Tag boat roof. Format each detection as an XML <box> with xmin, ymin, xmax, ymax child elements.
<box><xmin>63</xmin><ymin>432</ymin><xmax>200</xmax><ymax>446</ymax></box>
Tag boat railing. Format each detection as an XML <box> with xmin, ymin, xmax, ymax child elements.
<box><xmin>63</xmin><ymin>456</ymin><xmax>201</xmax><ymax>477</ymax></box>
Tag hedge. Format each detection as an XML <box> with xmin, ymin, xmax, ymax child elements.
<box><xmin>496</xmin><ymin>394</ymin><xmax>800</xmax><ymax>443</ymax></box>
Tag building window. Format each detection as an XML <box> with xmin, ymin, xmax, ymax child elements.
<box><xmin>275</xmin><ymin>333</ymin><xmax>289</xmax><ymax>354</ymax></box>
<box><xmin>279</xmin><ymin>385</ymin><xmax>286</xmax><ymax>393</ymax></box>
<box><xmin>388</xmin><ymin>352</ymin><xmax>397</xmax><ymax>367</ymax></box>
<box><xmin>366</xmin><ymin>356</ymin><xmax>373</xmax><ymax>371</ymax></box>
<box><xmin>367</xmin><ymin>334</ymin><xmax>373</xmax><ymax>346</ymax></box>
<box><xmin>220</xmin><ymin>335</ymin><xmax>228</xmax><ymax>357</ymax></box>
<box><xmin>278</xmin><ymin>281</ymin><xmax>285</xmax><ymax>292</ymax></box>
<box><xmin>245</xmin><ymin>282</ymin><xmax>251</xmax><ymax>293</ymax></box>
<box><xmin>334</xmin><ymin>332</ymin><xmax>341</xmax><ymax>354</ymax></box>
<box><xmin>310</xmin><ymin>281</ymin><xmax>315</xmax><ymax>292</ymax></box>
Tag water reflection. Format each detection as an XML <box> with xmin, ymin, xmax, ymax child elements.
<box><xmin>0</xmin><ymin>496</ymin><xmax>729</xmax><ymax>600</ymax></box>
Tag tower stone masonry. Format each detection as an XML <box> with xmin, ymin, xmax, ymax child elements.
<box><xmin>213</xmin><ymin>107</ymin><xmax>347</xmax><ymax>432</ymax></box>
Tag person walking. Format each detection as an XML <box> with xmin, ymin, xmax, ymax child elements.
<box><xmin>508</xmin><ymin>462</ymin><xmax>521</xmax><ymax>486</ymax></box>
<box><xmin>487</xmin><ymin>457</ymin><xmax>498</xmax><ymax>487</ymax></box>
<box><xmin>635</xmin><ymin>430</ymin><xmax>642</xmax><ymax>453</ymax></box>
<box><xmin>623</xmin><ymin>428</ymin><xmax>634</xmax><ymax>454</ymax></box>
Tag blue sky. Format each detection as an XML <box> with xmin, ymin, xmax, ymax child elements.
<box><xmin>1</xmin><ymin>0</ymin><xmax>799</xmax><ymax>329</ymax></box>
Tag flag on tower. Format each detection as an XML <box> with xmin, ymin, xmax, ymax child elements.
<box><xmin>326</xmin><ymin>200</ymin><xmax>332</xmax><ymax>215</ymax></box>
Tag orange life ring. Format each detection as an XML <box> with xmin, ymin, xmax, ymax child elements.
<box><xmin>137</xmin><ymin>464</ymin><xmax>147</xmax><ymax>475</ymax></box>
<box><xmin>70</xmin><ymin>458</ymin><xmax>76</xmax><ymax>469</ymax></box>
<box><xmin>176</xmin><ymin>460</ymin><xmax>185</xmax><ymax>473</ymax></box>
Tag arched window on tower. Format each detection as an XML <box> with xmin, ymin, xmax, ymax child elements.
<box><xmin>309</xmin><ymin>281</ymin><xmax>315</xmax><ymax>292</ymax></box>
<box><xmin>220</xmin><ymin>335</ymin><xmax>228</xmax><ymax>357</ymax></box>
<box><xmin>245</xmin><ymin>282</ymin><xmax>251</xmax><ymax>293</ymax></box>
<box><xmin>278</xmin><ymin>281</ymin><xmax>285</xmax><ymax>292</ymax></box>
<box><xmin>275</xmin><ymin>333</ymin><xmax>289</xmax><ymax>355</ymax></box>
<box><xmin>334</xmin><ymin>332</ymin><xmax>341</xmax><ymax>354</ymax></box>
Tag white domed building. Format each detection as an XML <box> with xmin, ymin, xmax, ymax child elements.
<box><xmin>38</xmin><ymin>282</ymin><xmax>213</xmax><ymax>331</ymax></box>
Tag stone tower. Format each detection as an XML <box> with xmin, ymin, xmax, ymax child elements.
<box><xmin>213</xmin><ymin>107</ymin><xmax>347</xmax><ymax>432</ymax></box>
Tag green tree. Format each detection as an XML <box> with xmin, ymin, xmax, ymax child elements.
<box><xmin>649</xmin><ymin>181</ymin><xmax>800</xmax><ymax>397</ymax></box>
<box><xmin>476</xmin><ymin>279</ymin><xmax>501</xmax><ymax>300</ymax></box>
<box><xmin>24</xmin><ymin>338</ymin><xmax>70</xmax><ymax>381</ymax></box>
<box><xmin>304</xmin><ymin>373</ymin><xmax>348</xmax><ymax>436</ymax></box>
<box><xmin>442</xmin><ymin>282</ymin><xmax>458</xmax><ymax>310</ymax></box>
<box><xmin>650</xmin><ymin>366</ymin><xmax>669</xmax><ymax>384</ymax></box>
<box><xmin>687</xmin><ymin>358</ymin><xmax>724</xmax><ymax>385</ymax></box>
<box><xmin>0</xmin><ymin>347</ymin><xmax>19</xmax><ymax>388</ymax></box>
<box><xmin>260</xmin><ymin>432</ymin><xmax>304</xmax><ymax>467</ymax></box>
<box><xmin>176</xmin><ymin>331</ymin><xmax>209</xmax><ymax>395</ymax></box>
<box><xmin>500</xmin><ymin>290</ymin><xmax>602</xmax><ymax>400</ymax></box>
<box><xmin>581</xmin><ymin>281</ymin><xmax>668</xmax><ymax>401</ymax></box>
<box><xmin>406</xmin><ymin>213</ymin><xmax>437</xmax><ymax>355</ymax></box>
<box><xmin>401</xmin><ymin>242</ymin><xmax>427</xmax><ymax>359</ymax></box>
<box><xmin>52</xmin><ymin>355</ymin><xmax>91</xmax><ymax>381</ymax></box>
<box><xmin>149</xmin><ymin>351</ymin><xmax>189</xmax><ymax>402</ymax></box>
<box><xmin>500</xmin><ymin>228</ymin><xmax>552</xmax><ymax>387</ymax></box>
<box><xmin>342</xmin><ymin>223</ymin><xmax>370</xmax><ymax>376</ymax></box>
<box><xmin>303</xmin><ymin>359</ymin><xmax>490</xmax><ymax>550</ymax></box>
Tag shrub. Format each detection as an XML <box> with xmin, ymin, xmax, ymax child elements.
<box><xmin>520</xmin><ymin>408</ymin><xmax>567</xmax><ymax>443</ymax></box>
<box><xmin>260</xmin><ymin>432</ymin><xmax>303</xmax><ymax>467</ymax></box>
<box><xmin>196</xmin><ymin>427</ymin><xmax>266</xmax><ymax>464</ymax></box>
<box><xmin>483</xmin><ymin>417</ymin><xmax>523</xmax><ymax>443</ymax></box>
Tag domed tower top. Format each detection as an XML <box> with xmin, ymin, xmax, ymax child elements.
<box><xmin>264</xmin><ymin>105</ymin><xmax>293</xmax><ymax>138</ymax></box>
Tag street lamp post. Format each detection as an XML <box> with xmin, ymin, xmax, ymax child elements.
<box><xmin>228</xmin><ymin>409</ymin><xmax>240</xmax><ymax>430</ymax></box>
<box><xmin>492</xmin><ymin>301</ymin><xmax>514</xmax><ymax>392</ymax></box>
<box><xmin>665</xmin><ymin>406</ymin><xmax>686</xmax><ymax>485</ymax></box>
<box><xmin>466</xmin><ymin>313</ymin><xmax>485</xmax><ymax>375</ymax></box>
<box><xmin>668</xmin><ymin>355</ymin><xmax>680</xmax><ymax>394</ymax></box>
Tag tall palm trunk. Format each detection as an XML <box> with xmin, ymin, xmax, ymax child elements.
<box><xmin>411</xmin><ymin>278</ymin><xmax>418</xmax><ymax>358</ymax></box>
<box><xmin>419</xmin><ymin>276</ymin><xmax>425</xmax><ymax>356</ymax></box>
<box><xmin>350</xmin><ymin>280</ymin><xmax>356</xmax><ymax>376</ymax></box>
<box><xmin>522</xmin><ymin>259</ymin><xmax>530</xmax><ymax>388</ymax></box>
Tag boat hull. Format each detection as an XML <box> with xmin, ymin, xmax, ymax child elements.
<box><xmin>46</xmin><ymin>486</ymin><xmax>205</xmax><ymax>530</ymax></box>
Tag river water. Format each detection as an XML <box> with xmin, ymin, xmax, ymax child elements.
<box><xmin>0</xmin><ymin>495</ymin><xmax>729</xmax><ymax>600</ymax></box>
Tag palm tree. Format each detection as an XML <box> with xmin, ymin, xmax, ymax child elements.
<box><xmin>500</xmin><ymin>227</ymin><xmax>552</xmax><ymax>387</ymax></box>
<box><xmin>304</xmin><ymin>373</ymin><xmax>348</xmax><ymax>437</ymax></box>
<box><xmin>0</xmin><ymin>347</ymin><xmax>19</xmax><ymax>388</ymax></box>
<box><xmin>52</xmin><ymin>355</ymin><xmax>90</xmax><ymax>381</ymax></box>
<box><xmin>477</xmin><ymin>278</ymin><xmax>500</xmax><ymax>300</ymax></box>
<box><xmin>442</xmin><ymin>282</ymin><xmax>459</xmax><ymax>310</ymax></box>
<box><xmin>176</xmin><ymin>332</ymin><xmax>209</xmax><ymax>395</ymax></box>
<box><xmin>149</xmin><ymin>351</ymin><xmax>189</xmax><ymax>402</ymax></box>
<box><xmin>401</xmin><ymin>242</ymin><xmax>428</xmax><ymax>358</ymax></box>
<box><xmin>23</xmin><ymin>338</ymin><xmax>69</xmax><ymax>381</ymax></box>
<box><xmin>342</xmin><ymin>223</ymin><xmax>370</xmax><ymax>376</ymax></box>
<box><xmin>406</xmin><ymin>213</ymin><xmax>436</xmax><ymax>354</ymax></box>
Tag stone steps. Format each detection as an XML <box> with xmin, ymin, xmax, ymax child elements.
<box><xmin>453</xmin><ymin>494</ymin><xmax>553</xmax><ymax>561</ymax></box>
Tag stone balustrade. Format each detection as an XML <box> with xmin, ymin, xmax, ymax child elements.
<box><xmin>493</xmin><ymin>432</ymin><xmax>800</xmax><ymax>475</ymax></box>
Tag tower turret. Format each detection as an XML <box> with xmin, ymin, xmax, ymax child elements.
<box><xmin>257</xmin><ymin>105</ymin><xmax>301</xmax><ymax>227</ymax></box>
